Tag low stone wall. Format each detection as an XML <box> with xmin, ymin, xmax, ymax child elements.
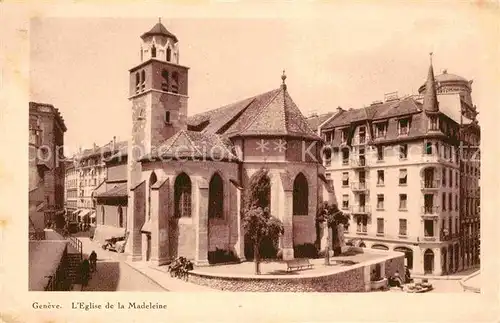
<box><xmin>188</xmin><ymin>251</ymin><xmax>404</xmax><ymax>292</ymax></box>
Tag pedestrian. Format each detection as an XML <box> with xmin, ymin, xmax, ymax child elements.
<box><xmin>89</xmin><ymin>250</ymin><xmax>97</xmax><ymax>272</ymax></box>
<box><xmin>80</xmin><ymin>258</ymin><xmax>90</xmax><ymax>289</ymax></box>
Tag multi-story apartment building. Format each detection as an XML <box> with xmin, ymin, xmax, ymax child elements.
<box><xmin>66</xmin><ymin>137</ymin><xmax>127</xmax><ymax>225</ymax></box>
<box><xmin>64</xmin><ymin>159</ymin><xmax>78</xmax><ymax>220</ymax></box>
<box><xmin>315</xmin><ymin>58</ymin><xmax>480</xmax><ymax>276</ymax></box>
<box><xmin>29</xmin><ymin>102</ymin><xmax>67</xmax><ymax>229</ymax></box>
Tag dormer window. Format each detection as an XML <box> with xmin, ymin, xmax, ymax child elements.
<box><xmin>167</xmin><ymin>47</ymin><xmax>172</xmax><ymax>62</ymax></box>
<box><xmin>151</xmin><ymin>44</ymin><xmax>157</xmax><ymax>58</ymax></box>
<box><xmin>375</xmin><ymin>123</ymin><xmax>387</xmax><ymax>138</ymax></box>
<box><xmin>398</xmin><ymin>118</ymin><xmax>409</xmax><ymax>136</ymax></box>
<box><xmin>429</xmin><ymin>116</ymin><xmax>438</xmax><ymax>131</ymax></box>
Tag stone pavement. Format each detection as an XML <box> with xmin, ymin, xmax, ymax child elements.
<box><xmin>73</xmin><ymin>234</ymin><xmax>216</xmax><ymax>292</ymax></box>
<box><xmin>412</xmin><ymin>267</ymin><xmax>479</xmax><ymax>280</ymax></box>
<box><xmin>126</xmin><ymin>261</ymin><xmax>219</xmax><ymax>292</ymax></box>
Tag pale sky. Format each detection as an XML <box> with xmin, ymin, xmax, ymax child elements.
<box><xmin>29</xmin><ymin>5</ymin><xmax>496</xmax><ymax>154</ymax></box>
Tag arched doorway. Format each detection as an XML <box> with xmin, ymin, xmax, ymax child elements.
<box><xmin>394</xmin><ymin>246</ymin><xmax>413</xmax><ymax>269</ymax></box>
<box><xmin>208</xmin><ymin>173</ymin><xmax>224</xmax><ymax>219</ymax></box>
<box><xmin>292</xmin><ymin>173</ymin><xmax>308</xmax><ymax>216</ymax></box>
<box><xmin>424</xmin><ymin>249</ymin><xmax>434</xmax><ymax>274</ymax></box>
<box><xmin>169</xmin><ymin>172</ymin><xmax>192</xmax><ymax>259</ymax></box>
<box><xmin>371</xmin><ymin>244</ymin><xmax>389</xmax><ymax>251</ymax></box>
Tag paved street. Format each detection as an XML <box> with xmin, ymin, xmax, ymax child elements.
<box><xmin>82</xmin><ymin>259</ymin><xmax>166</xmax><ymax>291</ymax></box>
<box><xmin>73</xmin><ymin>233</ymin><xmax>166</xmax><ymax>292</ymax></box>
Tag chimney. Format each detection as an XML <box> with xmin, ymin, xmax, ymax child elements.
<box><xmin>336</xmin><ymin>106</ymin><xmax>344</xmax><ymax>113</ymax></box>
<box><xmin>113</xmin><ymin>136</ymin><xmax>116</xmax><ymax>145</ymax></box>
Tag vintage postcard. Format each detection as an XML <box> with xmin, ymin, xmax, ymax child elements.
<box><xmin>1</xmin><ymin>1</ymin><xmax>499</xmax><ymax>322</ymax></box>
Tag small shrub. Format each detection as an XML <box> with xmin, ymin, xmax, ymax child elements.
<box><xmin>208</xmin><ymin>247</ymin><xmax>239</xmax><ymax>264</ymax></box>
<box><xmin>294</xmin><ymin>243</ymin><xmax>318</xmax><ymax>259</ymax></box>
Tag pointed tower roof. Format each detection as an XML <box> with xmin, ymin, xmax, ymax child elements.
<box><xmin>423</xmin><ymin>53</ymin><xmax>439</xmax><ymax>113</ymax></box>
<box><xmin>141</xmin><ymin>19</ymin><xmax>178</xmax><ymax>42</ymax></box>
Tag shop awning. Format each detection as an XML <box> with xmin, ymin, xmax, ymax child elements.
<box><xmin>78</xmin><ymin>209</ymin><xmax>91</xmax><ymax>219</ymax></box>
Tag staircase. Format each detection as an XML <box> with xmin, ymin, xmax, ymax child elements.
<box><xmin>66</xmin><ymin>252</ymin><xmax>82</xmax><ymax>284</ymax></box>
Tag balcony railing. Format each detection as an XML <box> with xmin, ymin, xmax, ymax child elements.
<box><xmin>350</xmin><ymin>158</ymin><xmax>368</xmax><ymax>168</ymax></box>
<box><xmin>421</xmin><ymin>206</ymin><xmax>440</xmax><ymax>215</ymax></box>
<box><xmin>351</xmin><ymin>205</ymin><xmax>371</xmax><ymax>214</ymax></box>
<box><xmin>350</xmin><ymin>181</ymin><xmax>369</xmax><ymax>191</ymax></box>
<box><xmin>421</xmin><ymin>180</ymin><xmax>440</xmax><ymax>189</ymax></box>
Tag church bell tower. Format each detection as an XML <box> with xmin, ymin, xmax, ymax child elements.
<box><xmin>126</xmin><ymin>19</ymin><xmax>189</xmax><ymax>260</ymax></box>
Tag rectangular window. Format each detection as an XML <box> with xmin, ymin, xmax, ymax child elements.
<box><xmin>442</xmin><ymin>193</ymin><xmax>446</xmax><ymax>211</ymax></box>
<box><xmin>341</xmin><ymin>129</ymin><xmax>348</xmax><ymax>143</ymax></box>
<box><xmin>455</xmin><ymin>171</ymin><xmax>459</xmax><ymax>188</ymax></box>
<box><xmin>429</xmin><ymin>116</ymin><xmax>438</xmax><ymax>131</ymax></box>
<box><xmin>325</xmin><ymin>132</ymin><xmax>332</xmax><ymax>143</ymax></box>
<box><xmin>359</xmin><ymin>126</ymin><xmax>366</xmax><ymax>144</ymax></box>
<box><xmin>398</xmin><ymin>118</ymin><xmax>409</xmax><ymax>135</ymax></box>
<box><xmin>442</xmin><ymin>168</ymin><xmax>447</xmax><ymax>186</ymax></box>
<box><xmin>356</xmin><ymin>215</ymin><xmax>367</xmax><ymax>233</ymax></box>
<box><xmin>455</xmin><ymin>195</ymin><xmax>458</xmax><ymax>211</ymax></box>
<box><xmin>342</xmin><ymin>172</ymin><xmax>349</xmax><ymax>187</ymax></box>
<box><xmin>375</xmin><ymin>123</ymin><xmax>387</xmax><ymax>138</ymax></box>
<box><xmin>377</xmin><ymin>194</ymin><xmax>384</xmax><ymax>210</ymax></box>
<box><xmin>449</xmin><ymin>169</ymin><xmax>452</xmax><ymax>187</ymax></box>
<box><xmin>448</xmin><ymin>192</ymin><xmax>452</xmax><ymax>211</ymax></box>
<box><xmin>342</xmin><ymin>194</ymin><xmax>349</xmax><ymax>210</ymax></box>
<box><xmin>424</xmin><ymin>219</ymin><xmax>434</xmax><ymax>236</ymax></box>
<box><xmin>399</xmin><ymin>194</ymin><xmax>407</xmax><ymax>210</ymax></box>
<box><xmin>399</xmin><ymin>144</ymin><xmax>408</xmax><ymax>159</ymax></box>
<box><xmin>377</xmin><ymin>170</ymin><xmax>384</xmax><ymax>185</ymax></box>
<box><xmin>377</xmin><ymin>146</ymin><xmax>384</xmax><ymax>161</ymax></box>
<box><xmin>399</xmin><ymin>219</ymin><xmax>407</xmax><ymax>236</ymax></box>
<box><xmin>425</xmin><ymin>141</ymin><xmax>432</xmax><ymax>155</ymax></box>
<box><xmin>377</xmin><ymin>218</ymin><xmax>384</xmax><ymax>234</ymax></box>
<box><xmin>399</xmin><ymin>169</ymin><xmax>408</xmax><ymax>185</ymax></box>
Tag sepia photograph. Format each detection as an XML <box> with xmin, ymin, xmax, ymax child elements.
<box><xmin>28</xmin><ymin>15</ymin><xmax>481</xmax><ymax>294</ymax></box>
<box><xmin>1</xmin><ymin>1</ymin><xmax>498</xmax><ymax>322</ymax></box>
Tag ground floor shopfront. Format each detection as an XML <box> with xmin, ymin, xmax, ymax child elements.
<box><xmin>345</xmin><ymin>234</ymin><xmax>479</xmax><ymax>276</ymax></box>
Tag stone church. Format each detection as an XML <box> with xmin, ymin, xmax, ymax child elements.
<box><xmin>125</xmin><ymin>21</ymin><xmax>336</xmax><ymax>265</ymax></box>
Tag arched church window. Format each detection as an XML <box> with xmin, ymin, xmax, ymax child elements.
<box><xmin>164</xmin><ymin>111</ymin><xmax>170</xmax><ymax>124</ymax></box>
<box><xmin>135</xmin><ymin>72</ymin><xmax>140</xmax><ymax>93</ymax></box>
<box><xmin>140</xmin><ymin>70</ymin><xmax>146</xmax><ymax>91</ymax></box>
<box><xmin>293</xmin><ymin>173</ymin><xmax>308</xmax><ymax>215</ymax></box>
<box><xmin>174</xmin><ymin>173</ymin><xmax>191</xmax><ymax>217</ymax></box>
<box><xmin>166</xmin><ymin>47</ymin><xmax>172</xmax><ymax>62</ymax></box>
<box><xmin>172</xmin><ymin>72</ymin><xmax>179</xmax><ymax>94</ymax></box>
<box><xmin>161</xmin><ymin>70</ymin><xmax>169</xmax><ymax>92</ymax></box>
<box><xmin>151</xmin><ymin>44</ymin><xmax>157</xmax><ymax>58</ymax></box>
<box><xmin>208</xmin><ymin>173</ymin><xmax>223</xmax><ymax>219</ymax></box>
<box><xmin>148</xmin><ymin>171</ymin><xmax>157</xmax><ymax>220</ymax></box>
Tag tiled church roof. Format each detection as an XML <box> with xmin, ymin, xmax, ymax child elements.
<box><xmin>188</xmin><ymin>87</ymin><xmax>320</xmax><ymax>140</ymax></box>
<box><xmin>95</xmin><ymin>182</ymin><xmax>127</xmax><ymax>198</ymax></box>
<box><xmin>141</xmin><ymin>21</ymin><xmax>178</xmax><ymax>42</ymax></box>
<box><xmin>143</xmin><ymin>129</ymin><xmax>240</xmax><ymax>162</ymax></box>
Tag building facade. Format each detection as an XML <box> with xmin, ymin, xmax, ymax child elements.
<box><xmin>65</xmin><ymin>138</ymin><xmax>126</xmax><ymax>225</ymax></box>
<box><xmin>316</xmin><ymin>59</ymin><xmax>480</xmax><ymax>276</ymax></box>
<box><xmin>64</xmin><ymin>159</ymin><xmax>78</xmax><ymax>219</ymax></box>
<box><xmin>124</xmin><ymin>21</ymin><xmax>335</xmax><ymax>265</ymax></box>
<box><xmin>29</xmin><ymin>102</ymin><xmax>67</xmax><ymax>229</ymax></box>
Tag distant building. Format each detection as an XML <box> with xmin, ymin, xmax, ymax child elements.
<box><xmin>314</xmin><ymin>58</ymin><xmax>480</xmax><ymax>276</ymax></box>
<box><xmin>66</xmin><ymin>138</ymin><xmax>126</xmax><ymax>226</ymax></box>
<box><xmin>92</xmin><ymin>144</ymin><xmax>128</xmax><ymax>245</ymax></box>
<box><xmin>29</xmin><ymin>102</ymin><xmax>67</xmax><ymax>230</ymax></box>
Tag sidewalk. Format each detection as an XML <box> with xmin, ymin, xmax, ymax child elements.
<box><xmin>126</xmin><ymin>261</ymin><xmax>219</xmax><ymax>292</ymax></box>
<box><xmin>412</xmin><ymin>267</ymin><xmax>479</xmax><ymax>280</ymax></box>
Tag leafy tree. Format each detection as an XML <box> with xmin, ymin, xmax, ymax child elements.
<box><xmin>316</xmin><ymin>201</ymin><xmax>350</xmax><ymax>265</ymax></box>
<box><xmin>242</xmin><ymin>168</ymin><xmax>284</xmax><ymax>275</ymax></box>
